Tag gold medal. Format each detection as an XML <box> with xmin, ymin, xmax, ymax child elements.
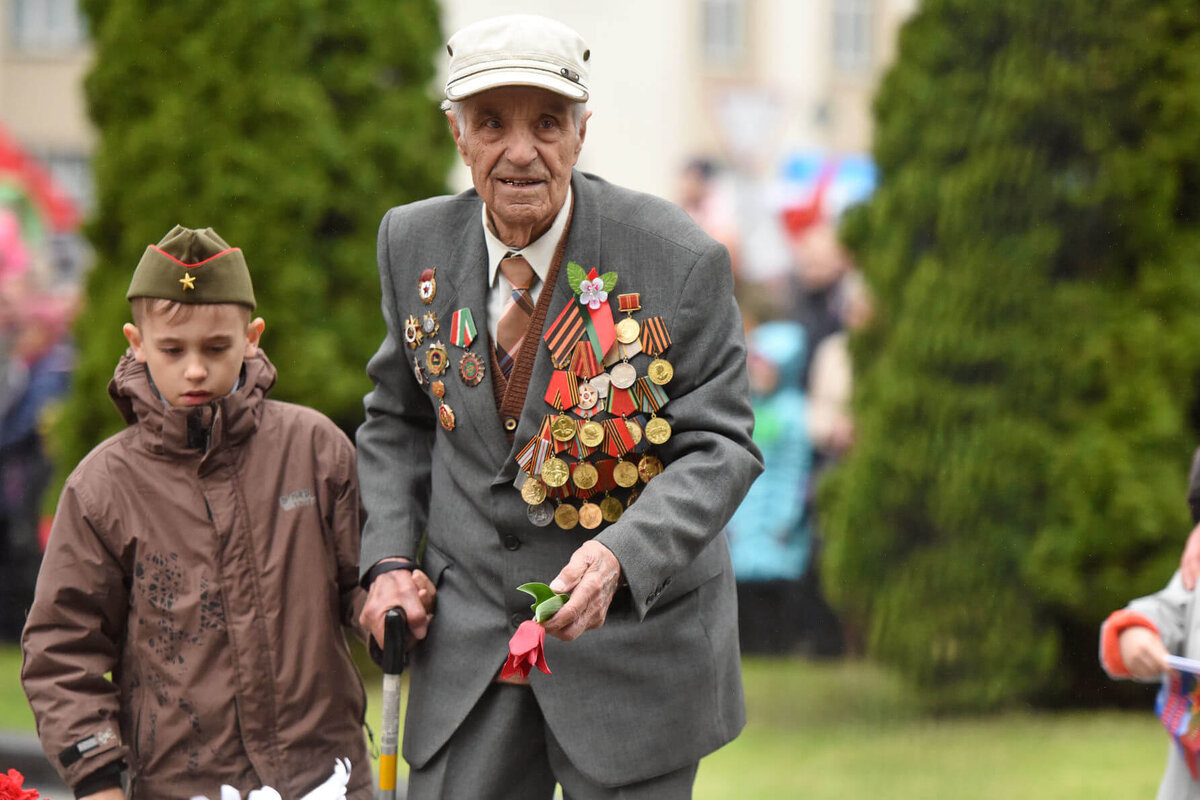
<box><xmin>644</xmin><ymin>416</ymin><xmax>672</xmax><ymax>445</ymax></box>
<box><xmin>404</xmin><ymin>316</ymin><xmax>423</xmax><ymax>349</ymax></box>
<box><xmin>572</xmin><ymin>461</ymin><xmax>599</xmax><ymax>490</ymax></box>
<box><xmin>648</xmin><ymin>358</ymin><xmax>673</xmax><ymax>386</ymax></box>
<box><xmin>615</xmin><ymin>317</ymin><xmax>641</xmax><ymax>345</ymax></box>
<box><xmin>431</xmin><ymin>380</ymin><xmax>445</xmax><ymax>399</ymax></box>
<box><xmin>579</xmin><ymin>420</ymin><xmax>605</xmax><ymax>448</ymax></box>
<box><xmin>551</xmin><ymin>414</ymin><xmax>577</xmax><ymax>442</ymax></box>
<box><xmin>555</xmin><ymin>503</ymin><xmax>579</xmax><ymax>530</ymax></box>
<box><xmin>625</xmin><ymin>417</ymin><xmax>643</xmax><ymax>446</ymax></box>
<box><xmin>541</xmin><ymin>456</ymin><xmax>570</xmax><ymax>488</ymax></box>
<box><xmin>425</xmin><ymin>342</ymin><xmax>449</xmax><ymax>375</ymax></box>
<box><xmin>521</xmin><ymin>476</ymin><xmax>547</xmax><ymax>505</ymax></box>
<box><xmin>578</xmin><ymin>502</ymin><xmax>603</xmax><ymax>529</ymax></box>
<box><xmin>613</xmin><ymin>459</ymin><xmax>639</xmax><ymax>488</ymax></box>
<box><xmin>600</xmin><ymin>495</ymin><xmax>623</xmax><ymax>522</ymax></box>
<box><xmin>638</xmin><ymin>454</ymin><xmax>663</xmax><ymax>483</ymax></box>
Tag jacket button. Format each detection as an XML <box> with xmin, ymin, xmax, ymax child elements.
<box><xmin>504</xmin><ymin>417</ymin><xmax>518</xmax><ymax>431</ymax></box>
<box><xmin>510</xmin><ymin>612</ymin><xmax>525</xmax><ymax>628</ymax></box>
<box><xmin>503</xmin><ymin>534</ymin><xmax>520</xmax><ymax>551</ymax></box>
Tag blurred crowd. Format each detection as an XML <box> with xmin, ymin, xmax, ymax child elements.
<box><xmin>679</xmin><ymin>156</ymin><xmax>874</xmax><ymax>658</ymax></box>
<box><xmin>0</xmin><ymin>202</ymin><xmax>78</xmax><ymax>640</ymax></box>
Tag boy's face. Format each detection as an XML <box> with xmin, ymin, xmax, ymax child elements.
<box><xmin>123</xmin><ymin>304</ymin><xmax>264</xmax><ymax>408</ymax></box>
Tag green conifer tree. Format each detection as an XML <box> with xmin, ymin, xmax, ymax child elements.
<box><xmin>54</xmin><ymin>0</ymin><xmax>452</xmax><ymax>476</ymax></box>
<box><xmin>822</xmin><ymin>0</ymin><xmax>1200</xmax><ymax>707</ymax></box>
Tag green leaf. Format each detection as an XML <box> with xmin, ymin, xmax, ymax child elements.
<box><xmin>599</xmin><ymin>271</ymin><xmax>618</xmax><ymax>293</ymax></box>
<box><xmin>517</xmin><ymin>582</ymin><xmax>557</xmax><ymax>608</ymax></box>
<box><xmin>567</xmin><ymin>262</ymin><xmax>587</xmax><ymax>295</ymax></box>
<box><xmin>533</xmin><ymin>594</ymin><xmax>567</xmax><ymax>622</ymax></box>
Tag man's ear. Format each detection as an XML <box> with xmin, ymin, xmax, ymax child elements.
<box><xmin>244</xmin><ymin>317</ymin><xmax>266</xmax><ymax>357</ymax></box>
<box><xmin>123</xmin><ymin>323</ymin><xmax>147</xmax><ymax>363</ymax></box>
<box><xmin>447</xmin><ymin>112</ymin><xmax>471</xmax><ymax>165</ymax></box>
<box><xmin>573</xmin><ymin>110</ymin><xmax>591</xmax><ymax>163</ymax></box>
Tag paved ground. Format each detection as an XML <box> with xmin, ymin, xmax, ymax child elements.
<box><xmin>0</xmin><ymin>731</ymin><xmax>70</xmax><ymax>799</ymax></box>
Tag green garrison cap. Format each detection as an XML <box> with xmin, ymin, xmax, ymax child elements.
<box><xmin>126</xmin><ymin>225</ymin><xmax>256</xmax><ymax>308</ymax></box>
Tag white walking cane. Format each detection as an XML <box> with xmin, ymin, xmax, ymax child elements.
<box><xmin>377</xmin><ymin>608</ymin><xmax>409</xmax><ymax>800</ymax></box>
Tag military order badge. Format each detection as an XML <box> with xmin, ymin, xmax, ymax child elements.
<box><xmin>419</xmin><ymin>268</ymin><xmax>437</xmax><ymax>304</ymax></box>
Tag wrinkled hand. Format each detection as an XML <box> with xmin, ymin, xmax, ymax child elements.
<box><xmin>1182</xmin><ymin>521</ymin><xmax>1200</xmax><ymax>590</ymax></box>
<box><xmin>543</xmin><ymin>540</ymin><xmax>622</xmax><ymax>641</ymax></box>
<box><xmin>360</xmin><ymin>563</ymin><xmax>436</xmax><ymax>650</ymax></box>
<box><xmin>1119</xmin><ymin>626</ymin><xmax>1168</xmax><ymax>680</ymax></box>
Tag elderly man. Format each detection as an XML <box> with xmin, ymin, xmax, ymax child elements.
<box><xmin>357</xmin><ymin>14</ymin><xmax>762</xmax><ymax>799</ymax></box>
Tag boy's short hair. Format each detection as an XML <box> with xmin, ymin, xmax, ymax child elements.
<box><xmin>127</xmin><ymin>225</ymin><xmax>256</xmax><ymax>309</ymax></box>
<box><xmin>129</xmin><ymin>297</ymin><xmax>253</xmax><ymax>327</ymax></box>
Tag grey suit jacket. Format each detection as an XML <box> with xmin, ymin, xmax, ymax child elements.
<box><xmin>357</xmin><ymin>170</ymin><xmax>763</xmax><ymax>786</ymax></box>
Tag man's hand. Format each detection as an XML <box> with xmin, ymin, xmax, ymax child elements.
<box><xmin>543</xmin><ymin>540</ymin><xmax>622</xmax><ymax>642</ymax></box>
<box><xmin>1119</xmin><ymin>626</ymin><xmax>1168</xmax><ymax>680</ymax></box>
<box><xmin>1182</xmin><ymin>520</ymin><xmax>1200</xmax><ymax>590</ymax></box>
<box><xmin>359</xmin><ymin>563</ymin><xmax>436</xmax><ymax>649</ymax></box>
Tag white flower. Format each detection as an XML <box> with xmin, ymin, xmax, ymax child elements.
<box><xmin>578</xmin><ymin>277</ymin><xmax>607</xmax><ymax>310</ymax></box>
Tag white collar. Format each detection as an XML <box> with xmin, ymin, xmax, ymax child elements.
<box><xmin>484</xmin><ymin>185</ymin><xmax>573</xmax><ymax>288</ymax></box>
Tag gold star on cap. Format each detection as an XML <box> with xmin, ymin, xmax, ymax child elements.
<box><xmin>179</xmin><ymin>272</ymin><xmax>196</xmax><ymax>290</ymax></box>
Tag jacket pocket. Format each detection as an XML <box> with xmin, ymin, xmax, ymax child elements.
<box><xmin>419</xmin><ymin>541</ymin><xmax>453</xmax><ymax>586</ymax></box>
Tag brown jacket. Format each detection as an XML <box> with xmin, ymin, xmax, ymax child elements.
<box><xmin>21</xmin><ymin>351</ymin><xmax>371</xmax><ymax>799</ymax></box>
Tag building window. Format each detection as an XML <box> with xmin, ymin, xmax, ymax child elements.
<box><xmin>10</xmin><ymin>0</ymin><xmax>86</xmax><ymax>51</ymax></box>
<box><xmin>833</xmin><ymin>0</ymin><xmax>873</xmax><ymax>72</ymax></box>
<box><xmin>701</xmin><ymin>0</ymin><xmax>747</xmax><ymax>68</ymax></box>
<box><xmin>30</xmin><ymin>149</ymin><xmax>93</xmax><ymax>215</ymax></box>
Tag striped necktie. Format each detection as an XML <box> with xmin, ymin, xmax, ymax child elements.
<box><xmin>495</xmin><ymin>254</ymin><xmax>537</xmax><ymax>378</ymax></box>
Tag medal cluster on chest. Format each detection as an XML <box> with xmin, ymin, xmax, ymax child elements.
<box><xmin>517</xmin><ymin>263</ymin><xmax>675</xmax><ymax>532</ymax></box>
<box><xmin>405</xmin><ymin>268</ymin><xmax>485</xmax><ymax>431</ymax></box>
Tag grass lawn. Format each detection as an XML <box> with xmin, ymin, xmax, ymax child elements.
<box><xmin>1</xmin><ymin>645</ymin><xmax>1170</xmax><ymax>798</ymax></box>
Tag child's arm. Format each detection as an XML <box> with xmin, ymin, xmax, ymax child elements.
<box><xmin>1101</xmin><ymin>570</ymin><xmax>1190</xmax><ymax>680</ymax></box>
<box><xmin>21</xmin><ymin>480</ymin><xmax>130</xmax><ymax>793</ymax></box>
<box><xmin>329</xmin><ymin>435</ymin><xmax>367</xmax><ymax>637</ymax></box>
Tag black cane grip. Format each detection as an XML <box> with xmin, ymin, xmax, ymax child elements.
<box><xmin>382</xmin><ymin>607</ymin><xmax>409</xmax><ymax>674</ymax></box>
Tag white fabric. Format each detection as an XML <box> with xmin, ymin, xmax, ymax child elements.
<box><xmin>482</xmin><ymin>185</ymin><xmax>572</xmax><ymax>340</ymax></box>
<box><xmin>190</xmin><ymin>757</ymin><xmax>351</xmax><ymax>800</ymax></box>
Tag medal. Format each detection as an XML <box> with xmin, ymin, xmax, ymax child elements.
<box><xmin>449</xmin><ymin>307</ymin><xmax>477</xmax><ymax>349</ymax></box>
<box><xmin>438</xmin><ymin>403</ymin><xmax>456</xmax><ymax>431</ymax></box>
<box><xmin>425</xmin><ymin>342</ymin><xmax>449</xmax><ymax>375</ymax></box>
<box><xmin>579</xmin><ymin>420</ymin><xmax>605</xmax><ymax>448</ymax></box>
<box><xmin>404</xmin><ymin>315</ymin><xmax>423</xmax><ymax>349</ymax></box>
<box><xmin>613</xmin><ymin>460</ymin><xmax>639</xmax><ymax>488</ymax></box>
<box><xmin>418</xmin><ymin>268</ymin><xmax>437</xmax><ymax>304</ymax></box>
<box><xmin>577</xmin><ymin>381</ymin><xmax>599</xmax><ymax>410</ymax></box>
<box><xmin>555</xmin><ymin>503</ymin><xmax>580</xmax><ymax>530</ymax></box>
<box><xmin>459</xmin><ymin>351</ymin><xmax>485</xmax><ymax>386</ymax></box>
<box><xmin>600</xmin><ymin>495</ymin><xmax>623</xmax><ymax>522</ymax></box>
<box><xmin>644</xmin><ymin>415</ymin><xmax>672</xmax><ymax>445</ymax></box>
<box><xmin>422</xmin><ymin>312</ymin><xmax>439</xmax><ymax>336</ymax></box>
<box><xmin>625</xmin><ymin>488</ymin><xmax>640</xmax><ymax>508</ymax></box>
<box><xmin>648</xmin><ymin>358</ymin><xmax>674</xmax><ymax>386</ymax></box>
<box><xmin>637</xmin><ymin>454</ymin><xmax>663</xmax><ymax>482</ymax></box>
<box><xmin>625</xmin><ymin>417</ymin><xmax>643</xmax><ymax>446</ymax></box>
<box><xmin>541</xmin><ymin>456</ymin><xmax>570</xmax><ymax>488</ymax></box>
<box><xmin>431</xmin><ymin>380</ymin><xmax>445</xmax><ymax>399</ymax></box>
<box><xmin>609</xmin><ymin>362</ymin><xmax>637</xmax><ymax>389</ymax></box>
<box><xmin>527</xmin><ymin>501</ymin><xmax>555</xmax><ymax>527</ymax></box>
<box><xmin>578</xmin><ymin>502</ymin><xmax>603</xmax><ymax>530</ymax></box>
<box><xmin>572</xmin><ymin>462</ymin><xmax>599</xmax><ymax>491</ymax></box>
<box><xmin>615</xmin><ymin>317</ymin><xmax>641</xmax><ymax>345</ymax></box>
<box><xmin>412</xmin><ymin>356</ymin><xmax>427</xmax><ymax>386</ymax></box>
<box><xmin>551</xmin><ymin>414</ymin><xmax>577</xmax><ymax>442</ymax></box>
<box><xmin>521</xmin><ymin>476</ymin><xmax>548</xmax><ymax>505</ymax></box>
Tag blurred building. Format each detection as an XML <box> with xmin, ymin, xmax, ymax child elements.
<box><xmin>0</xmin><ymin>0</ymin><xmax>92</xmax><ymax>215</ymax></box>
<box><xmin>0</xmin><ymin>0</ymin><xmax>915</xmax><ymax>207</ymax></box>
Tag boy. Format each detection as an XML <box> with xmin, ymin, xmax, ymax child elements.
<box><xmin>21</xmin><ymin>226</ymin><xmax>374</xmax><ymax>799</ymax></box>
<box><xmin>1101</xmin><ymin>571</ymin><xmax>1200</xmax><ymax>798</ymax></box>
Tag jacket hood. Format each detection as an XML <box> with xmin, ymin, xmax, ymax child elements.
<box><xmin>108</xmin><ymin>349</ymin><xmax>277</xmax><ymax>461</ymax></box>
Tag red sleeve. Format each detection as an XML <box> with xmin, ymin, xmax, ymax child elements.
<box><xmin>1100</xmin><ymin>609</ymin><xmax>1160</xmax><ymax>678</ymax></box>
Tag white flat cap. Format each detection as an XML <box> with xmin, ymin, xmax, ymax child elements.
<box><xmin>445</xmin><ymin>15</ymin><xmax>590</xmax><ymax>102</ymax></box>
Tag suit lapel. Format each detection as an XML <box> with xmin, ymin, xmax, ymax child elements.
<box><xmin>439</xmin><ymin>199</ymin><xmax>513</xmax><ymax>468</ymax></box>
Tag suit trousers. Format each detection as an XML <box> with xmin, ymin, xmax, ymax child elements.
<box><xmin>407</xmin><ymin>683</ymin><xmax>700</xmax><ymax>800</ymax></box>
